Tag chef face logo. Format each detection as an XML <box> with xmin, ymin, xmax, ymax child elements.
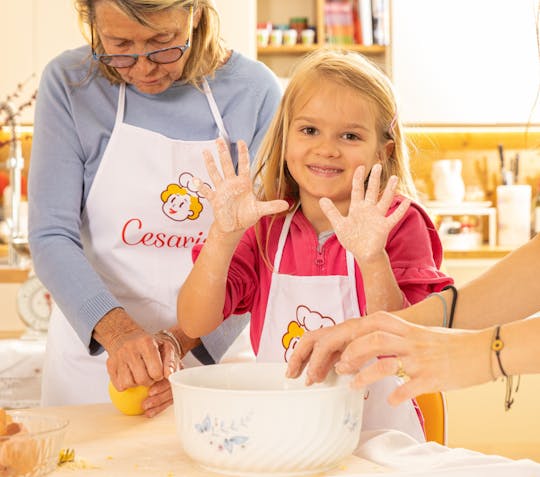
<box><xmin>282</xmin><ymin>305</ymin><xmax>336</xmax><ymax>362</ymax></box>
<box><xmin>161</xmin><ymin>172</ymin><xmax>208</xmax><ymax>222</ymax></box>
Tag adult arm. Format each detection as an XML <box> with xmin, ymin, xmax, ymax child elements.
<box><xmin>329</xmin><ymin>312</ymin><xmax>540</xmax><ymax>405</ymax></box>
<box><xmin>398</xmin><ymin>233</ymin><xmax>540</xmax><ymax>328</ymax></box>
<box><xmin>287</xmin><ymin>235</ymin><xmax>540</xmax><ymax>390</ymax></box>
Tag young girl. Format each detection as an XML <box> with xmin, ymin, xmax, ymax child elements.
<box><xmin>177</xmin><ymin>49</ymin><xmax>453</xmax><ymax>442</ymax></box>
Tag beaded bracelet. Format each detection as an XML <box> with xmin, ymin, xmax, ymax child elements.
<box><xmin>490</xmin><ymin>325</ymin><xmax>520</xmax><ymax>411</ymax></box>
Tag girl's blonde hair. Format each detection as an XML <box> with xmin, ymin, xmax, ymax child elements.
<box><xmin>74</xmin><ymin>0</ymin><xmax>227</xmax><ymax>86</ymax></box>
<box><xmin>254</xmin><ymin>48</ymin><xmax>417</xmax><ymax>209</ymax></box>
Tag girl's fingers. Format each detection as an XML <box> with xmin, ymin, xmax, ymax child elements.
<box><xmin>319</xmin><ymin>197</ymin><xmax>343</xmax><ymax>228</ymax></box>
<box><xmin>377</xmin><ymin>175</ymin><xmax>398</xmax><ymax>212</ymax></box>
<box><xmin>364</xmin><ymin>163</ymin><xmax>382</xmax><ymax>204</ymax></box>
<box><xmin>236</xmin><ymin>140</ymin><xmax>251</xmax><ymax>177</ymax></box>
<box><xmin>216</xmin><ymin>138</ymin><xmax>237</xmax><ymax>178</ymax></box>
<box><xmin>202</xmin><ymin>149</ymin><xmax>224</xmax><ymax>186</ymax></box>
<box><xmin>350</xmin><ymin>165</ymin><xmax>366</xmax><ymax>207</ymax></box>
<box><xmin>193</xmin><ymin>178</ymin><xmax>214</xmax><ymax>200</ymax></box>
<box><xmin>256</xmin><ymin>199</ymin><xmax>289</xmax><ymax>218</ymax></box>
<box><xmin>386</xmin><ymin>198</ymin><xmax>411</xmax><ymax>229</ymax></box>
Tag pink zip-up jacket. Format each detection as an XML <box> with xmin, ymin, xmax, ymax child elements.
<box><xmin>193</xmin><ymin>197</ymin><xmax>453</xmax><ymax>355</ymax></box>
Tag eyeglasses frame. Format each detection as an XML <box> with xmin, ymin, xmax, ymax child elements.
<box><xmin>91</xmin><ymin>6</ymin><xmax>194</xmax><ymax>69</ymax></box>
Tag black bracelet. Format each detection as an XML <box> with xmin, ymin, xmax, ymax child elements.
<box><xmin>492</xmin><ymin>325</ymin><xmax>508</xmax><ymax>377</ymax></box>
<box><xmin>442</xmin><ymin>285</ymin><xmax>458</xmax><ymax>328</ymax></box>
<box><xmin>491</xmin><ymin>325</ymin><xmax>520</xmax><ymax>411</ymax></box>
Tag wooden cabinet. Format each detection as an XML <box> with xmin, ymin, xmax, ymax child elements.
<box><xmin>256</xmin><ymin>0</ymin><xmax>389</xmax><ymax>78</ymax></box>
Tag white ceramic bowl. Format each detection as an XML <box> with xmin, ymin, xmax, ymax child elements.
<box><xmin>169</xmin><ymin>362</ymin><xmax>364</xmax><ymax>476</ymax></box>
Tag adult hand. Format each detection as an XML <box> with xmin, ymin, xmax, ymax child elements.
<box><xmin>286</xmin><ymin>319</ymin><xmax>359</xmax><ymax>385</ymax></box>
<box><xmin>196</xmin><ymin>138</ymin><xmax>288</xmax><ymax>235</ymax></box>
<box><xmin>94</xmin><ymin>308</ymin><xmax>165</xmax><ymax>390</ymax></box>
<box><xmin>319</xmin><ymin>163</ymin><xmax>410</xmax><ymax>263</ymax></box>
<box><xmin>288</xmin><ymin>311</ymin><xmax>494</xmax><ymax>405</ymax></box>
<box><xmin>138</xmin><ymin>329</ymin><xmax>185</xmax><ymax>417</ymax></box>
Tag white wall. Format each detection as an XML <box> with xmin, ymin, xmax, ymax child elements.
<box><xmin>214</xmin><ymin>0</ymin><xmax>256</xmax><ymax>59</ymax></box>
<box><xmin>391</xmin><ymin>0</ymin><xmax>540</xmax><ymax>125</ymax></box>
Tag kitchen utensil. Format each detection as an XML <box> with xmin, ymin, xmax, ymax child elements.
<box><xmin>169</xmin><ymin>362</ymin><xmax>364</xmax><ymax>476</ymax></box>
<box><xmin>431</xmin><ymin>159</ymin><xmax>465</xmax><ymax>204</ymax></box>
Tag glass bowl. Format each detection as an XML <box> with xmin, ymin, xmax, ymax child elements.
<box><xmin>0</xmin><ymin>410</ymin><xmax>69</xmax><ymax>477</ymax></box>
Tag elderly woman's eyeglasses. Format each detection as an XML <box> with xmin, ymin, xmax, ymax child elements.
<box><xmin>91</xmin><ymin>6</ymin><xmax>193</xmax><ymax>69</ymax></box>
<box><xmin>92</xmin><ymin>39</ymin><xmax>191</xmax><ymax>68</ymax></box>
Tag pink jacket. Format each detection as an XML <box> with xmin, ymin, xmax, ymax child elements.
<box><xmin>193</xmin><ymin>197</ymin><xmax>453</xmax><ymax>354</ymax></box>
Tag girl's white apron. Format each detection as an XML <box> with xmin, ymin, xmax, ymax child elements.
<box><xmin>257</xmin><ymin>210</ymin><xmax>425</xmax><ymax>442</ymax></box>
<box><xmin>42</xmin><ymin>80</ymin><xmax>229</xmax><ymax>405</ymax></box>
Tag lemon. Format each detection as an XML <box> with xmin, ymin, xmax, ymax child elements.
<box><xmin>108</xmin><ymin>381</ymin><xmax>149</xmax><ymax>416</ymax></box>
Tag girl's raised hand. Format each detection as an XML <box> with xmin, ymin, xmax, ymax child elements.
<box><xmin>319</xmin><ymin>163</ymin><xmax>410</xmax><ymax>263</ymax></box>
<box><xmin>196</xmin><ymin>138</ymin><xmax>289</xmax><ymax>234</ymax></box>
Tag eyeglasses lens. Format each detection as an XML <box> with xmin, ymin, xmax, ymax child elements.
<box><xmin>98</xmin><ymin>46</ymin><xmax>184</xmax><ymax>68</ymax></box>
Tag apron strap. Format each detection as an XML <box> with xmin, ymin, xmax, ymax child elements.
<box><xmin>115</xmin><ymin>83</ymin><xmax>127</xmax><ymax>126</ymax></box>
<box><xmin>273</xmin><ymin>208</ymin><xmax>297</xmax><ymax>272</ymax></box>
<box><xmin>202</xmin><ymin>78</ymin><xmax>231</xmax><ymax>146</ymax></box>
<box><xmin>274</xmin><ymin>205</ymin><xmax>361</xmax><ymax>316</ymax></box>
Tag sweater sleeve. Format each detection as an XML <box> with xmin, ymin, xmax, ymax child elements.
<box><xmin>386</xmin><ymin>200</ymin><xmax>454</xmax><ymax>304</ymax></box>
<box><xmin>29</xmin><ymin>56</ymin><xmax>122</xmax><ymax>354</ymax></box>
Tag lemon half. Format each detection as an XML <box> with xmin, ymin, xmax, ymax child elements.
<box><xmin>108</xmin><ymin>381</ymin><xmax>149</xmax><ymax>416</ymax></box>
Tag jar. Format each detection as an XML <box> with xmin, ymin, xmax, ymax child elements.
<box><xmin>431</xmin><ymin>159</ymin><xmax>465</xmax><ymax>204</ymax></box>
<box><xmin>289</xmin><ymin>17</ymin><xmax>308</xmax><ymax>44</ymax></box>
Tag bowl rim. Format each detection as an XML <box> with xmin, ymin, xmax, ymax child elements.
<box><xmin>1</xmin><ymin>410</ymin><xmax>69</xmax><ymax>439</ymax></box>
<box><xmin>169</xmin><ymin>362</ymin><xmax>356</xmax><ymax>395</ymax></box>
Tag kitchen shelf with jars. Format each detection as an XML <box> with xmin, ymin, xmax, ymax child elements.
<box><xmin>256</xmin><ymin>0</ymin><xmax>390</xmax><ymax>78</ymax></box>
<box><xmin>406</xmin><ymin>127</ymin><xmax>540</xmax><ymax>260</ymax></box>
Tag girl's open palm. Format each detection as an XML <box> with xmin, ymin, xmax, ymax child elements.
<box><xmin>319</xmin><ymin>164</ymin><xmax>410</xmax><ymax>262</ymax></box>
<box><xmin>196</xmin><ymin>139</ymin><xmax>288</xmax><ymax>233</ymax></box>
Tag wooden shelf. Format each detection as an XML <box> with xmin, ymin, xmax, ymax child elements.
<box><xmin>443</xmin><ymin>247</ymin><xmax>513</xmax><ymax>260</ymax></box>
<box><xmin>257</xmin><ymin>44</ymin><xmax>386</xmax><ymax>55</ymax></box>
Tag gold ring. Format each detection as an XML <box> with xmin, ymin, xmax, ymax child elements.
<box><xmin>395</xmin><ymin>358</ymin><xmax>407</xmax><ymax>379</ymax></box>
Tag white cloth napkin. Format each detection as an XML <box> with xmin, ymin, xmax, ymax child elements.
<box><xmin>346</xmin><ymin>429</ymin><xmax>540</xmax><ymax>477</ymax></box>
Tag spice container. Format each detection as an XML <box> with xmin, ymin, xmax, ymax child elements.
<box><xmin>289</xmin><ymin>17</ymin><xmax>308</xmax><ymax>44</ymax></box>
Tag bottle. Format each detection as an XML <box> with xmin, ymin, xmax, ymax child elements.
<box><xmin>534</xmin><ymin>180</ymin><xmax>540</xmax><ymax>236</ymax></box>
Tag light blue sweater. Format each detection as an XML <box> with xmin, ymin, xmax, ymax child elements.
<box><xmin>28</xmin><ymin>46</ymin><xmax>282</xmax><ymax>358</ymax></box>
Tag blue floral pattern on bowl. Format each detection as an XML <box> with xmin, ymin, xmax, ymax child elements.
<box><xmin>194</xmin><ymin>413</ymin><xmax>251</xmax><ymax>454</ymax></box>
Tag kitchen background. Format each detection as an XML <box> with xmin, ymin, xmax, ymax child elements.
<box><xmin>1</xmin><ymin>0</ymin><xmax>540</xmax><ymax>462</ymax></box>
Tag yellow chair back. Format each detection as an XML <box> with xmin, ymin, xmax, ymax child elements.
<box><xmin>416</xmin><ymin>392</ymin><xmax>447</xmax><ymax>445</ymax></box>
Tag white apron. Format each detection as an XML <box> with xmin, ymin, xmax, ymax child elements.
<box><xmin>257</xmin><ymin>209</ymin><xmax>426</xmax><ymax>442</ymax></box>
<box><xmin>42</xmin><ymin>79</ymin><xmax>230</xmax><ymax>405</ymax></box>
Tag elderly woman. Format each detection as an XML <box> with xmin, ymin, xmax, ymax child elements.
<box><xmin>28</xmin><ymin>0</ymin><xmax>281</xmax><ymax>416</ymax></box>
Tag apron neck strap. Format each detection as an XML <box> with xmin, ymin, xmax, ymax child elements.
<box><xmin>115</xmin><ymin>83</ymin><xmax>127</xmax><ymax>126</ymax></box>
<box><xmin>202</xmin><ymin>78</ymin><xmax>231</xmax><ymax>146</ymax></box>
<box><xmin>114</xmin><ymin>80</ymin><xmax>231</xmax><ymax>146</ymax></box>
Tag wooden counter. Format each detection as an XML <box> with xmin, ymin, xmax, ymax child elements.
<box><xmin>28</xmin><ymin>404</ymin><xmax>386</xmax><ymax>476</ymax></box>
